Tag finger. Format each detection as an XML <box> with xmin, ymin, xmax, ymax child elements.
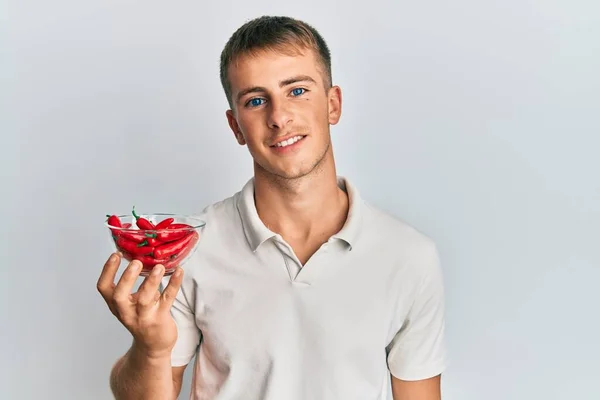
<box><xmin>112</xmin><ymin>260</ymin><xmax>143</xmax><ymax>311</ymax></box>
<box><xmin>136</xmin><ymin>264</ymin><xmax>166</xmax><ymax>310</ymax></box>
<box><xmin>130</xmin><ymin>291</ymin><xmax>159</xmax><ymax>308</ymax></box>
<box><xmin>160</xmin><ymin>267</ymin><xmax>184</xmax><ymax>310</ymax></box>
<box><xmin>97</xmin><ymin>253</ymin><xmax>121</xmax><ymax>305</ymax></box>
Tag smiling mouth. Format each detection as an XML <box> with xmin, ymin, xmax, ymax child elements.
<box><xmin>270</xmin><ymin>135</ymin><xmax>307</xmax><ymax>148</ymax></box>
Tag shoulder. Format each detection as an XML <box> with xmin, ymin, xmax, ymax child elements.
<box><xmin>362</xmin><ymin>201</ymin><xmax>438</xmax><ymax>257</ymax></box>
<box><xmin>359</xmin><ymin>201</ymin><xmax>442</xmax><ymax>284</ymax></box>
<box><xmin>178</xmin><ymin>187</ymin><xmax>246</xmax><ymax>278</ymax></box>
<box><xmin>192</xmin><ymin>188</ymin><xmax>244</xmax><ymax>226</ymax></box>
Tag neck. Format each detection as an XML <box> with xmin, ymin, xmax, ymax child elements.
<box><xmin>253</xmin><ymin>152</ymin><xmax>349</xmax><ymax>243</ymax></box>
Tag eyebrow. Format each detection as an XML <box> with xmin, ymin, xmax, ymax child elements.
<box><xmin>236</xmin><ymin>75</ymin><xmax>317</xmax><ymax>103</ymax></box>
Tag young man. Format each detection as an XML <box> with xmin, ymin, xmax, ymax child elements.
<box><xmin>97</xmin><ymin>15</ymin><xmax>447</xmax><ymax>400</ymax></box>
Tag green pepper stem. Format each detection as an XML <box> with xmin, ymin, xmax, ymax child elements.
<box><xmin>132</xmin><ymin>206</ymin><xmax>140</xmax><ymax>220</ymax></box>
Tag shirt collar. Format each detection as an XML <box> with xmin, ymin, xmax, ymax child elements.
<box><xmin>236</xmin><ymin>178</ymin><xmax>277</xmax><ymax>252</ymax></box>
<box><xmin>236</xmin><ymin>176</ymin><xmax>363</xmax><ymax>252</ymax></box>
<box><xmin>330</xmin><ymin>176</ymin><xmax>362</xmax><ymax>250</ymax></box>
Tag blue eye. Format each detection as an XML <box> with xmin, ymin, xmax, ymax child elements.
<box><xmin>291</xmin><ymin>88</ymin><xmax>305</xmax><ymax>96</ymax></box>
<box><xmin>247</xmin><ymin>98</ymin><xmax>265</xmax><ymax>107</ymax></box>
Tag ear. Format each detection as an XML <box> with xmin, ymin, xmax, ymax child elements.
<box><xmin>327</xmin><ymin>85</ymin><xmax>342</xmax><ymax>125</ymax></box>
<box><xmin>226</xmin><ymin>109</ymin><xmax>246</xmax><ymax>145</ymax></box>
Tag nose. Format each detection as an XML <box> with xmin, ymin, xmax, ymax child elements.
<box><xmin>267</xmin><ymin>98</ymin><xmax>293</xmax><ymax>130</ymax></box>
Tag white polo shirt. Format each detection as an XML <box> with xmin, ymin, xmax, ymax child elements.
<box><xmin>169</xmin><ymin>176</ymin><xmax>447</xmax><ymax>400</ymax></box>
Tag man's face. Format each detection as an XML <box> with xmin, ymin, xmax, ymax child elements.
<box><xmin>225</xmin><ymin>47</ymin><xmax>342</xmax><ymax>180</ymax></box>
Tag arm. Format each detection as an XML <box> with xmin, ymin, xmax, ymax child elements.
<box><xmin>391</xmin><ymin>374</ymin><xmax>441</xmax><ymax>400</ymax></box>
<box><xmin>386</xmin><ymin>243</ymin><xmax>447</xmax><ymax>399</ymax></box>
<box><xmin>109</xmin><ymin>342</ymin><xmax>187</xmax><ymax>400</ymax></box>
<box><xmin>96</xmin><ymin>254</ymin><xmax>192</xmax><ymax>400</ymax></box>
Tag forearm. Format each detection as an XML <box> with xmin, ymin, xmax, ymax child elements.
<box><xmin>391</xmin><ymin>374</ymin><xmax>441</xmax><ymax>400</ymax></box>
<box><xmin>110</xmin><ymin>342</ymin><xmax>175</xmax><ymax>400</ymax></box>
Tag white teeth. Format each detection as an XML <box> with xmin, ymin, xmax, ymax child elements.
<box><xmin>275</xmin><ymin>136</ymin><xmax>303</xmax><ymax>148</ymax></box>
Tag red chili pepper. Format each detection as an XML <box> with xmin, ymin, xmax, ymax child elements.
<box><xmin>169</xmin><ymin>223</ymin><xmax>193</xmax><ymax>229</ymax></box>
<box><xmin>132</xmin><ymin>206</ymin><xmax>155</xmax><ymax>230</ymax></box>
<box><xmin>156</xmin><ymin>223</ymin><xmax>193</xmax><ymax>242</ymax></box>
<box><xmin>115</xmin><ymin>236</ymin><xmax>153</xmax><ymax>256</ymax></box>
<box><xmin>106</xmin><ymin>214</ymin><xmax>122</xmax><ymax>228</ymax></box>
<box><xmin>137</xmin><ymin>236</ymin><xmax>160</xmax><ymax>247</ymax></box>
<box><xmin>140</xmin><ymin>237</ymin><xmax>160</xmax><ymax>247</ymax></box>
<box><xmin>119</xmin><ymin>230</ymin><xmax>147</xmax><ymax>244</ymax></box>
<box><xmin>133</xmin><ymin>255</ymin><xmax>171</xmax><ymax>268</ymax></box>
<box><xmin>120</xmin><ymin>250</ymin><xmax>168</xmax><ymax>268</ymax></box>
<box><xmin>163</xmin><ymin>258</ymin><xmax>181</xmax><ymax>271</ymax></box>
<box><xmin>163</xmin><ymin>232</ymin><xmax>199</xmax><ymax>269</ymax></box>
<box><xmin>155</xmin><ymin>217</ymin><xmax>174</xmax><ymax>230</ymax></box>
<box><xmin>107</xmin><ymin>217</ymin><xmax>137</xmax><ymax>241</ymax></box>
<box><xmin>107</xmin><ymin>214</ymin><xmax>123</xmax><ymax>237</ymax></box>
<box><xmin>153</xmin><ymin>231</ymin><xmax>198</xmax><ymax>259</ymax></box>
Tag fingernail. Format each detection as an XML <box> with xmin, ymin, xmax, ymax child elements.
<box><xmin>132</xmin><ymin>261</ymin><xmax>142</xmax><ymax>272</ymax></box>
<box><xmin>152</xmin><ymin>265</ymin><xmax>163</xmax><ymax>276</ymax></box>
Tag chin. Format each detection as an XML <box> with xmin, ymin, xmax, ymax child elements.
<box><xmin>277</xmin><ymin>170</ymin><xmax>313</xmax><ymax>180</ymax></box>
<box><xmin>265</xmin><ymin>158</ymin><xmax>327</xmax><ymax>181</ymax></box>
<box><xmin>262</xmin><ymin>166</ymin><xmax>308</xmax><ymax>180</ymax></box>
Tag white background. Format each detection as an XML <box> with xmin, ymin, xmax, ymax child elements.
<box><xmin>2</xmin><ymin>1</ymin><xmax>599</xmax><ymax>399</ymax></box>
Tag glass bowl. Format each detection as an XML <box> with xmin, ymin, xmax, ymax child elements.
<box><xmin>105</xmin><ymin>212</ymin><xmax>206</xmax><ymax>277</ymax></box>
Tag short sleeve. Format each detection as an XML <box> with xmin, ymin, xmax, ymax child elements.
<box><xmin>162</xmin><ymin>273</ymin><xmax>202</xmax><ymax>367</ymax></box>
<box><xmin>386</xmin><ymin>244</ymin><xmax>447</xmax><ymax>381</ymax></box>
